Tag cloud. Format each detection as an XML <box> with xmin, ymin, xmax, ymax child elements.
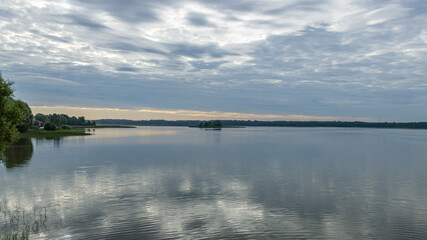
<box><xmin>73</xmin><ymin>0</ymin><xmax>166</xmax><ymax>23</ymax></box>
<box><xmin>1</xmin><ymin>0</ymin><xmax>426</xmax><ymax>121</ymax></box>
<box><xmin>263</xmin><ymin>0</ymin><xmax>327</xmax><ymax>15</ymax></box>
<box><xmin>0</xmin><ymin>8</ymin><xmax>16</xmax><ymax>18</ymax></box>
<box><xmin>40</xmin><ymin>34</ymin><xmax>71</xmax><ymax>43</ymax></box>
<box><xmin>169</xmin><ymin>43</ymin><xmax>238</xmax><ymax>59</ymax></box>
<box><xmin>186</xmin><ymin>12</ymin><xmax>216</xmax><ymax>27</ymax></box>
<box><xmin>63</xmin><ymin>14</ymin><xmax>110</xmax><ymax>30</ymax></box>
<box><xmin>115</xmin><ymin>67</ymin><xmax>140</xmax><ymax>72</ymax></box>
<box><xmin>189</xmin><ymin>60</ymin><xmax>227</xmax><ymax>70</ymax></box>
<box><xmin>19</xmin><ymin>75</ymin><xmax>82</xmax><ymax>86</ymax></box>
<box><xmin>106</xmin><ymin>41</ymin><xmax>166</xmax><ymax>55</ymax></box>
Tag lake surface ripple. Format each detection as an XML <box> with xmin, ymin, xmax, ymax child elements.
<box><xmin>1</xmin><ymin>127</ymin><xmax>427</xmax><ymax>239</ymax></box>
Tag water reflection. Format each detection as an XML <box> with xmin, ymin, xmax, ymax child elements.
<box><xmin>33</xmin><ymin>137</ymin><xmax>64</xmax><ymax>148</ymax></box>
<box><xmin>4</xmin><ymin>157</ymin><xmax>427</xmax><ymax>239</ymax></box>
<box><xmin>85</xmin><ymin>127</ymin><xmax>179</xmax><ymax>139</ymax></box>
<box><xmin>1</xmin><ymin>128</ymin><xmax>427</xmax><ymax>239</ymax></box>
<box><xmin>0</xmin><ymin>138</ymin><xmax>33</xmax><ymax>169</ymax></box>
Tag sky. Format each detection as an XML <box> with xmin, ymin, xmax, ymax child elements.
<box><xmin>1</xmin><ymin>0</ymin><xmax>426</xmax><ymax>121</ymax></box>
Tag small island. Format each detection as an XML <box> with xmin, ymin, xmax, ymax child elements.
<box><xmin>190</xmin><ymin>120</ymin><xmax>243</xmax><ymax>129</ymax></box>
<box><xmin>198</xmin><ymin>120</ymin><xmax>222</xmax><ymax>128</ymax></box>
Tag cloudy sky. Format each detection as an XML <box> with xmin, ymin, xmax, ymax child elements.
<box><xmin>1</xmin><ymin>0</ymin><xmax>426</xmax><ymax>121</ymax></box>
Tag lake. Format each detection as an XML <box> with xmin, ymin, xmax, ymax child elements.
<box><xmin>1</xmin><ymin>127</ymin><xmax>427</xmax><ymax>239</ymax></box>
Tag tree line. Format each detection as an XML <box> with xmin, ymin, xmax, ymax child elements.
<box><xmin>1</xmin><ymin>73</ymin><xmax>95</xmax><ymax>153</ymax></box>
<box><xmin>34</xmin><ymin>113</ymin><xmax>96</xmax><ymax>127</ymax></box>
<box><xmin>198</xmin><ymin>120</ymin><xmax>222</xmax><ymax>128</ymax></box>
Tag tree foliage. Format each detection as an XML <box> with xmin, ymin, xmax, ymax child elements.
<box><xmin>198</xmin><ymin>120</ymin><xmax>222</xmax><ymax>128</ymax></box>
<box><xmin>16</xmin><ymin>100</ymin><xmax>33</xmax><ymax>133</ymax></box>
<box><xmin>43</xmin><ymin>122</ymin><xmax>56</xmax><ymax>131</ymax></box>
<box><xmin>60</xmin><ymin>124</ymin><xmax>72</xmax><ymax>130</ymax></box>
<box><xmin>34</xmin><ymin>113</ymin><xmax>95</xmax><ymax>126</ymax></box>
<box><xmin>35</xmin><ymin>113</ymin><xmax>48</xmax><ymax>123</ymax></box>
<box><xmin>0</xmin><ymin>73</ymin><xmax>28</xmax><ymax>153</ymax></box>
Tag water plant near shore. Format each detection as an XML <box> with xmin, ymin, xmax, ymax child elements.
<box><xmin>0</xmin><ymin>200</ymin><xmax>48</xmax><ymax>240</ymax></box>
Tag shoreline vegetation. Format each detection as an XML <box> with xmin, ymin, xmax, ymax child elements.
<box><xmin>20</xmin><ymin>125</ymin><xmax>136</xmax><ymax>138</ymax></box>
<box><xmin>20</xmin><ymin>129</ymin><xmax>90</xmax><ymax>138</ymax></box>
<box><xmin>1</xmin><ymin>73</ymin><xmax>34</xmax><ymax>153</ymax></box>
<box><xmin>96</xmin><ymin>119</ymin><xmax>427</xmax><ymax>129</ymax></box>
<box><xmin>0</xmin><ymin>199</ymin><xmax>50</xmax><ymax>240</ymax></box>
<box><xmin>189</xmin><ymin>120</ymin><xmax>243</xmax><ymax>128</ymax></box>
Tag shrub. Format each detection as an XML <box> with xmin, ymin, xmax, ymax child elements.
<box><xmin>44</xmin><ymin>122</ymin><xmax>56</xmax><ymax>131</ymax></box>
<box><xmin>60</xmin><ymin>125</ymin><xmax>72</xmax><ymax>130</ymax></box>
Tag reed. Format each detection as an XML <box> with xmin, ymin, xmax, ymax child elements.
<box><xmin>0</xmin><ymin>200</ymin><xmax>48</xmax><ymax>240</ymax></box>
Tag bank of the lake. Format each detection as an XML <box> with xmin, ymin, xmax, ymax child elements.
<box><xmin>20</xmin><ymin>125</ymin><xmax>137</xmax><ymax>138</ymax></box>
<box><xmin>20</xmin><ymin>129</ymin><xmax>90</xmax><ymax>138</ymax></box>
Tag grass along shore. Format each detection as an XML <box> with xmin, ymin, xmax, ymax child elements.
<box><xmin>19</xmin><ymin>125</ymin><xmax>137</xmax><ymax>138</ymax></box>
<box><xmin>20</xmin><ymin>129</ymin><xmax>90</xmax><ymax>138</ymax></box>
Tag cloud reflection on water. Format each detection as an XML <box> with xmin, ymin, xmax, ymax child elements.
<box><xmin>1</xmin><ymin>128</ymin><xmax>427</xmax><ymax>239</ymax></box>
<box><xmin>86</xmin><ymin>127</ymin><xmax>180</xmax><ymax>139</ymax></box>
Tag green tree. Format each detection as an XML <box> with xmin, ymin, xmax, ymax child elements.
<box><xmin>0</xmin><ymin>73</ymin><xmax>26</xmax><ymax>153</ymax></box>
<box><xmin>44</xmin><ymin>122</ymin><xmax>56</xmax><ymax>131</ymax></box>
<box><xmin>198</xmin><ymin>120</ymin><xmax>222</xmax><ymax>128</ymax></box>
<box><xmin>35</xmin><ymin>113</ymin><xmax>48</xmax><ymax>123</ymax></box>
<box><xmin>211</xmin><ymin>120</ymin><xmax>222</xmax><ymax>127</ymax></box>
<box><xmin>15</xmin><ymin>100</ymin><xmax>33</xmax><ymax>133</ymax></box>
<box><xmin>78</xmin><ymin>116</ymin><xmax>86</xmax><ymax>125</ymax></box>
<box><xmin>69</xmin><ymin>116</ymin><xmax>78</xmax><ymax>125</ymax></box>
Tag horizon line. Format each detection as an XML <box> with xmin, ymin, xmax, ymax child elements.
<box><xmin>30</xmin><ymin>105</ymin><xmax>373</xmax><ymax>122</ymax></box>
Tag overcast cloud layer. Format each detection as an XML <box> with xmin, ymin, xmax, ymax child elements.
<box><xmin>1</xmin><ymin>0</ymin><xmax>426</xmax><ymax>121</ymax></box>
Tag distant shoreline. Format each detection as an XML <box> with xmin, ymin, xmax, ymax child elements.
<box><xmin>95</xmin><ymin>119</ymin><xmax>427</xmax><ymax>129</ymax></box>
<box><xmin>74</xmin><ymin>125</ymin><xmax>136</xmax><ymax>129</ymax></box>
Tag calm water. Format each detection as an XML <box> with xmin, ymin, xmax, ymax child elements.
<box><xmin>1</xmin><ymin>127</ymin><xmax>427</xmax><ymax>239</ymax></box>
